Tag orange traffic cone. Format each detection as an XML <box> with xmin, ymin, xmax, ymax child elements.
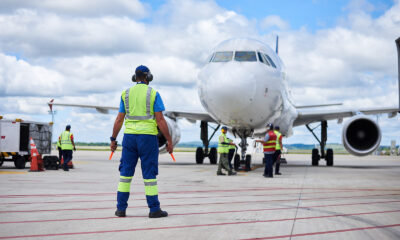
<box><xmin>29</xmin><ymin>138</ymin><xmax>44</xmax><ymax>172</ymax></box>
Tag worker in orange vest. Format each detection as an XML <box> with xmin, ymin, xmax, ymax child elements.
<box><xmin>256</xmin><ymin>124</ymin><xmax>276</xmax><ymax>178</ymax></box>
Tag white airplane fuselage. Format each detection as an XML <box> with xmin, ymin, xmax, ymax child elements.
<box><xmin>198</xmin><ymin>38</ymin><xmax>297</xmax><ymax>137</ymax></box>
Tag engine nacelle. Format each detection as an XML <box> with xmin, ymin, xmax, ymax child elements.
<box><xmin>157</xmin><ymin>117</ymin><xmax>181</xmax><ymax>153</ymax></box>
<box><xmin>342</xmin><ymin>116</ymin><xmax>381</xmax><ymax>156</ymax></box>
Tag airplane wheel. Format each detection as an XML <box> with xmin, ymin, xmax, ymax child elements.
<box><xmin>326</xmin><ymin>148</ymin><xmax>334</xmax><ymax>166</ymax></box>
<box><xmin>245</xmin><ymin>154</ymin><xmax>251</xmax><ymax>171</ymax></box>
<box><xmin>0</xmin><ymin>157</ymin><xmax>3</xmax><ymax>167</ymax></box>
<box><xmin>311</xmin><ymin>148</ymin><xmax>320</xmax><ymax>166</ymax></box>
<box><xmin>13</xmin><ymin>155</ymin><xmax>26</xmax><ymax>169</ymax></box>
<box><xmin>234</xmin><ymin>154</ymin><xmax>240</xmax><ymax>171</ymax></box>
<box><xmin>196</xmin><ymin>147</ymin><xmax>204</xmax><ymax>164</ymax></box>
<box><xmin>209</xmin><ymin>147</ymin><xmax>217</xmax><ymax>164</ymax></box>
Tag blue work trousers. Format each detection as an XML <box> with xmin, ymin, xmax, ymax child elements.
<box><xmin>264</xmin><ymin>153</ymin><xmax>274</xmax><ymax>177</ymax></box>
<box><xmin>62</xmin><ymin>150</ymin><xmax>73</xmax><ymax>169</ymax></box>
<box><xmin>117</xmin><ymin>134</ymin><xmax>160</xmax><ymax>212</ymax></box>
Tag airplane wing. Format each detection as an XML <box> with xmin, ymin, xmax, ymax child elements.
<box><xmin>49</xmin><ymin>100</ymin><xmax>216</xmax><ymax>122</ymax></box>
<box><xmin>294</xmin><ymin>107</ymin><xmax>399</xmax><ymax>126</ymax></box>
<box><xmin>48</xmin><ymin>100</ymin><xmax>118</xmax><ymax>114</ymax></box>
<box><xmin>164</xmin><ymin>110</ymin><xmax>216</xmax><ymax>123</ymax></box>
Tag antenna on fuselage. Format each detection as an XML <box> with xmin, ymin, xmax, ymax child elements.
<box><xmin>275</xmin><ymin>36</ymin><xmax>279</xmax><ymax>55</ymax></box>
<box><xmin>396</xmin><ymin>37</ymin><xmax>400</xmax><ymax>113</ymax></box>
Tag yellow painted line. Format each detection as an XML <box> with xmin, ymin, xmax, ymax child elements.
<box><xmin>2</xmin><ymin>152</ymin><xmax>9</xmax><ymax>157</ymax></box>
<box><xmin>11</xmin><ymin>152</ymin><xmax>16</xmax><ymax>155</ymax></box>
<box><xmin>0</xmin><ymin>171</ymin><xmax>27</xmax><ymax>174</ymax></box>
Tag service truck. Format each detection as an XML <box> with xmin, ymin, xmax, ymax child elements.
<box><xmin>0</xmin><ymin>117</ymin><xmax>53</xmax><ymax>169</ymax></box>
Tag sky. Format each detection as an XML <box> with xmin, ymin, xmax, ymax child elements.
<box><xmin>0</xmin><ymin>0</ymin><xmax>399</xmax><ymax>146</ymax></box>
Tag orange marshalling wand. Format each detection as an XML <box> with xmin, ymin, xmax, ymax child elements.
<box><xmin>170</xmin><ymin>153</ymin><xmax>176</xmax><ymax>162</ymax></box>
<box><xmin>109</xmin><ymin>151</ymin><xmax>114</xmax><ymax>160</ymax></box>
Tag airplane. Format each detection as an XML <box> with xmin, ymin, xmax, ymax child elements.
<box><xmin>49</xmin><ymin>37</ymin><xmax>400</xmax><ymax>170</ymax></box>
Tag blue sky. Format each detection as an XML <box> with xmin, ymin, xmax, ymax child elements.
<box><xmin>0</xmin><ymin>0</ymin><xmax>399</xmax><ymax>147</ymax></box>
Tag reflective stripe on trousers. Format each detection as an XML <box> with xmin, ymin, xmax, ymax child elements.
<box><xmin>144</xmin><ymin>179</ymin><xmax>158</xmax><ymax>196</ymax></box>
<box><xmin>118</xmin><ymin>176</ymin><xmax>133</xmax><ymax>192</ymax></box>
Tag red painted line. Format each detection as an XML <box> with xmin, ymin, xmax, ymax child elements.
<box><xmin>1</xmin><ymin>193</ymin><xmax>399</xmax><ymax>214</ymax></box>
<box><xmin>241</xmin><ymin>223</ymin><xmax>400</xmax><ymax>240</ymax></box>
<box><xmin>2</xmin><ymin>199</ymin><xmax>400</xmax><ymax>225</ymax></box>
<box><xmin>0</xmin><ymin>189</ymin><xmax>368</xmax><ymax>205</ymax></box>
<box><xmin>0</xmin><ymin>187</ymin><xmax>398</xmax><ymax>198</ymax></box>
<box><xmin>1</xmin><ymin>210</ymin><xmax>399</xmax><ymax>239</ymax></box>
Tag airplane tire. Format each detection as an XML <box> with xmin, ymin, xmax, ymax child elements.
<box><xmin>326</xmin><ymin>148</ymin><xmax>334</xmax><ymax>166</ymax></box>
<box><xmin>312</xmin><ymin>148</ymin><xmax>320</xmax><ymax>166</ymax></box>
<box><xmin>0</xmin><ymin>158</ymin><xmax>3</xmax><ymax>167</ymax></box>
<box><xmin>14</xmin><ymin>155</ymin><xmax>26</xmax><ymax>169</ymax></box>
<box><xmin>196</xmin><ymin>147</ymin><xmax>204</xmax><ymax>164</ymax></box>
<box><xmin>209</xmin><ymin>147</ymin><xmax>217</xmax><ymax>164</ymax></box>
<box><xmin>234</xmin><ymin>154</ymin><xmax>240</xmax><ymax>171</ymax></box>
<box><xmin>245</xmin><ymin>154</ymin><xmax>251</xmax><ymax>171</ymax></box>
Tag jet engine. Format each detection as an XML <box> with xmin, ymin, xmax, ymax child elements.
<box><xmin>342</xmin><ymin>116</ymin><xmax>381</xmax><ymax>156</ymax></box>
<box><xmin>157</xmin><ymin>117</ymin><xmax>181</xmax><ymax>153</ymax></box>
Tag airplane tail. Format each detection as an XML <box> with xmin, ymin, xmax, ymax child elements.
<box><xmin>275</xmin><ymin>36</ymin><xmax>279</xmax><ymax>55</ymax></box>
<box><xmin>396</xmin><ymin>37</ymin><xmax>400</xmax><ymax>112</ymax></box>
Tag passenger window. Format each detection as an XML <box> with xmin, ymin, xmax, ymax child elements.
<box><xmin>212</xmin><ymin>52</ymin><xmax>233</xmax><ymax>62</ymax></box>
<box><xmin>234</xmin><ymin>51</ymin><xmax>257</xmax><ymax>62</ymax></box>
<box><xmin>264</xmin><ymin>54</ymin><xmax>277</xmax><ymax>68</ymax></box>
<box><xmin>257</xmin><ymin>52</ymin><xmax>270</xmax><ymax>66</ymax></box>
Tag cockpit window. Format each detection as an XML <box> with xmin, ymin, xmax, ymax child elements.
<box><xmin>212</xmin><ymin>52</ymin><xmax>233</xmax><ymax>62</ymax></box>
<box><xmin>257</xmin><ymin>52</ymin><xmax>270</xmax><ymax>66</ymax></box>
<box><xmin>264</xmin><ymin>54</ymin><xmax>277</xmax><ymax>68</ymax></box>
<box><xmin>234</xmin><ymin>51</ymin><xmax>257</xmax><ymax>62</ymax></box>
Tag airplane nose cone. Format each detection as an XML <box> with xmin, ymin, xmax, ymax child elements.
<box><xmin>198</xmin><ymin>62</ymin><xmax>258</xmax><ymax>124</ymax></box>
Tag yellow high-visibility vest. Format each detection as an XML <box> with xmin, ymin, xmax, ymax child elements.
<box><xmin>122</xmin><ymin>84</ymin><xmax>158</xmax><ymax>135</ymax></box>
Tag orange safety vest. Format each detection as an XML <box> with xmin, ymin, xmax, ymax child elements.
<box><xmin>263</xmin><ymin>131</ymin><xmax>277</xmax><ymax>153</ymax></box>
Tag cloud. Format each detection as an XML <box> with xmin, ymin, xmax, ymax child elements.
<box><xmin>260</xmin><ymin>15</ymin><xmax>289</xmax><ymax>30</ymax></box>
<box><xmin>0</xmin><ymin>0</ymin><xmax>148</xmax><ymax>18</ymax></box>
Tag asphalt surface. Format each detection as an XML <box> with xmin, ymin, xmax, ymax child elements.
<box><xmin>0</xmin><ymin>151</ymin><xmax>400</xmax><ymax>240</ymax></box>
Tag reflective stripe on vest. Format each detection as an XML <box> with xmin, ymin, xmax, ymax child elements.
<box><xmin>274</xmin><ymin>130</ymin><xmax>282</xmax><ymax>150</ymax></box>
<box><xmin>122</xmin><ymin>84</ymin><xmax>158</xmax><ymax>135</ymax></box>
<box><xmin>144</xmin><ymin>179</ymin><xmax>158</xmax><ymax>196</ymax></box>
<box><xmin>60</xmin><ymin>131</ymin><xmax>73</xmax><ymax>150</ymax></box>
<box><xmin>218</xmin><ymin>133</ymin><xmax>229</xmax><ymax>154</ymax></box>
<box><xmin>263</xmin><ymin>131</ymin><xmax>277</xmax><ymax>152</ymax></box>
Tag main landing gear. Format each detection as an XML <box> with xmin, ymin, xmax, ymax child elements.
<box><xmin>306</xmin><ymin>120</ymin><xmax>334</xmax><ymax>166</ymax></box>
<box><xmin>232</xmin><ymin>129</ymin><xmax>253</xmax><ymax>171</ymax></box>
<box><xmin>196</xmin><ymin>121</ymin><xmax>219</xmax><ymax>164</ymax></box>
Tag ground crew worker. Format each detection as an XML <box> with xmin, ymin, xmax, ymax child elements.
<box><xmin>217</xmin><ymin>126</ymin><xmax>236</xmax><ymax>175</ymax></box>
<box><xmin>110</xmin><ymin>65</ymin><xmax>173</xmax><ymax>219</ymax></box>
<box><xmin>227</xmin><ymin>138</ymin><xmax>236</xmax><ymax>170</ymax></box>
<box><xmin>60</xmin><ymin>125</ymin><xmax>76</xmax><ymax>171</ymax></box>
<box><xmin>274</xmin><ymin>126</ymin><xmax>283</xmax><ymax>175</ymax></box>
<box><xmin>256</xmin><ymin>124</ymin><xmax>276</xmax><ymax>178</ymax></box>
<box><xmin>57</xmin><ymin>136</ymin><xmax>62</xmax><ymax>163</ymax></box>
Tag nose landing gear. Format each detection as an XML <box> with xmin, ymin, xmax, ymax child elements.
<box><xmin>233</xmin><ymin>129</ymin><xmax>253</xmax><ymax>171</ymax></box>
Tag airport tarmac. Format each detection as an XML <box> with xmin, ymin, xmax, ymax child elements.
<box><xmin>0</xmin><ymin>151</ymin><xmax>400</xmax><ymax>240</ymax></box>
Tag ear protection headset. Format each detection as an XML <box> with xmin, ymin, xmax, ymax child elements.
<box><xmin>132</xmin><ymin>71</ymin><xmax>153</xmax><ymax>82</ymax></box>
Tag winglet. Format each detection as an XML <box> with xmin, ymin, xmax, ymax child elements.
<box><xmin>396</xmin><ymin>37</ymin><xmax>400</xmax><ymax>112</ymax></box>
<box><xmin>275</xmin><ymin>35</ymin><xmax>279</xmax><ymax>55</ymax></box>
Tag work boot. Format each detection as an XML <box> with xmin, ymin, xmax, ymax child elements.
<box><xmin>275</xmin><ymin>173</ymin><xmax>282</xmax><ymax>175</ymax></box>
<box><xmin>217</xmin><ymin>171</ymin><xmax>226</xmax><ymax>176</ymax></box>
<box><xmin>115</xmin><ymin>210</ymin><xmax>126</xmax><ymax>217</ymax></box>
<box><xmin>63</xmin><ymin>167</ymin><xmax>69</xmax><ymax>171</ymax></box>
<box><xmin>149</xmin><ymin>209</ymin><xmax>168</xmax><ymax>218</ymax></box>
<box><xmin>228</xmin><ymin>171</ymin><xmax>237</xmax><ymax>176</ymax></box>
